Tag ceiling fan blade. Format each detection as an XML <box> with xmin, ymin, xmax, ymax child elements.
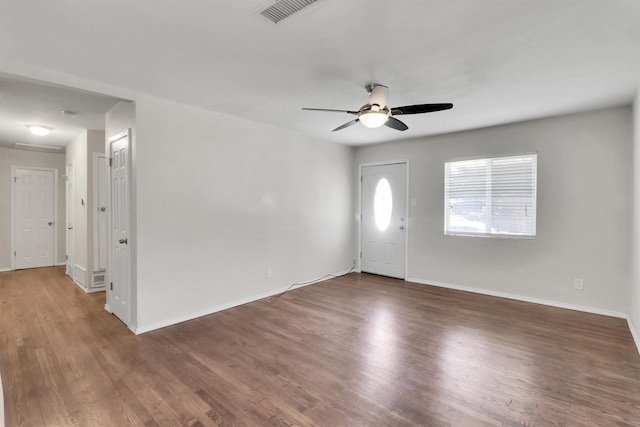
<box><xmin>302</xmin><ymin>108</ymin><xmax>359</xmax><ymax>115</ymax></box>
<box><xmin>391</xmin><ymin>103</ymin><xmax>453</xmax><ymax>115</ymax></box>
<box><xmin>385</xmin><ymin>117</ymin><xmax>408</xmax><ymax>131</ymax></box>
<box><xmin>332</xmin><ymin>118</ymin><xmax>359</xmax><ymax>132</ymax></box>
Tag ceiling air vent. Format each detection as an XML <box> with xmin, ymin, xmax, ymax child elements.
<box><xmin>257</xmin><ymin>0</ymin><xmax>321</xmax><ymax>24</ymax></box>
<box><xmin>12</xmin><ymin>143</ymin><xmax>63</xmax><ymax>153</ymax></box>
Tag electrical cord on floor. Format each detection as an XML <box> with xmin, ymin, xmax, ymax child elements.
<box><xmin>267</xmin><ymin>261</ymin><xmax>357</xmax><ymax>304</ymax></box>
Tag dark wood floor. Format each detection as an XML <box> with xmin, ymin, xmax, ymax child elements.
<box><xmin>1</xmin><ymin>267</ymin><xmax>640</xmax><ymax>426</ymax></box>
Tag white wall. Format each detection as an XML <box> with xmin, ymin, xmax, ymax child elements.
<box><xmin>0</xmin><ymin>147</ymin><xmax>66</xmax><ymax>270</ymax></box>
<box><xmin>630</xmin><ymin>88</ymin><xmax>640</xmax><ymax>351</ymax></box>
<box><xmin>66</xmin><ymin>132</ymin><xmax>88</xmax><ymax>272</ymax></box>
<box><xmin>133</xmin><ymin>94</ymin><xmax>355</xmax><ymax>331</ymax></box>
<box><xmin>66</xmin><ymin>130</ymin><xmax>105</xmax><ymax>285</ymax></box>
<box><xmin>355</xmin><ymin>107</ymin><xmax>632</xmax><ymax>314</ymax></box>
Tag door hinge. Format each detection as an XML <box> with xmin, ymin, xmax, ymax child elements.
<box><xmin>109</xmin><ymin>158</ymin><xmax>113</xmax><ymax>167</ymax></box>
<box><xmin>14</xmin><ymin>251</ymin><xmax>16</xmax><ymax>257</ymax></box>
<box><xmin>110</xmin><ymin>282</ymin><xmax>113</xmax><ymax>290</ymax></box>
<box><xmin>360</xmin><ymin>251</ymin><xmax>362</xmax><ymax>258</ymax></box>
<box><xmin>65</xmin><ymin>254</ymin><xmax>68</xmax><ymax>260</ymax></box>
<box><xmin>13</xmin><ymin>177</ymin><xmax>17</xmax><ymax>183</ymax></box>
<box><xmin>360</xmin><ymin>175</ymin><xmax>363</xmax><ymax>182</ymax></box>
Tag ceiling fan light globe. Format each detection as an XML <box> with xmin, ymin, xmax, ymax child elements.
<box><xmin>359</xmin><ymin>111</ymin><xmax>389</xmax><ymax>128</ymax></box>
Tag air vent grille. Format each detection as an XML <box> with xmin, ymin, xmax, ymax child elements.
<box><xmin>12</xmin><ymin>143</ymin><xmax>63</xmax><ymax>153</ymax></box>
<box><xmin>258</xmin><ymin>0</ymin><xmax>320</xmax><ymax>24</ymax></box>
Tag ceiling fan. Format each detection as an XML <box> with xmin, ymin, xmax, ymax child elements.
<box><xmin>302</xmin><ymin>84</ymin><xmax>453</xmax><ymax>132</ymax></box>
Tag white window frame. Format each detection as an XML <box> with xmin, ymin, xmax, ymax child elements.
<box><xmin>444</xmin><ymin>152</ymin><xmax>537</xmax><ymax>239</ymax></box>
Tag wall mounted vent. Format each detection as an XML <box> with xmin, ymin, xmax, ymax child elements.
<box><xmin>257</xmin><ymin>0</ymin><xmax>321</xmax><ymax>24</ymax></box>
<box><xmin>91</xmin><ymin>272</ymin><xmax>106</xmax><ymax>288</ymax></box>
<box><xmin>12</xmin><ymin>143</ymin><xmax>63</xmax><ymax>153</ymax></box>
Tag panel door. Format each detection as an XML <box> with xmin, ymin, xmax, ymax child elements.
<box><xmin>361</xmin><ymin>163</ymin><xmax>407</xmax><ymax>279</ymax></box>
<box><xmin>110</xmin><ymin>132</ymin><xmax>131</xmax><ymax>325</ymax></box>
<box><xmin>14</xmin><ymin>168</ymin><xmax>55</xmax><ymax>270</ymax></box>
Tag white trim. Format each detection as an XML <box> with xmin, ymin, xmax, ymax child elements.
<box><xmin>73</xmin><ymin>280</ymin><xmax>86</xmax><ymax>292</ymax></box>
<box><xmin>0</xmin><ymin>268</ymin><xmax>11</xmax><ymax>272</ymax></box>
<box><xmin>358</xmin><ymin>160</ymin><xmax>410</xmax><ymax>279</ymax></box>
<box><xmin>55</xmin><ymin>262</ymin><xmax>66</xmax><ymax>267</ymax></box>
<box><xmin>628</xmin><ymin>317</ymin><xmax>640</xmax><ymax>356</ymax></box>
<box><xmin>11</xmin><ymin>166</ymin><xmax>59</xmax><ymax>270</ymax></box>
<box><xmin>406</xmin><ymin>277</ymin><xmax>627</xmax><ymax>319</ymax></box>
<box><xmin>104</xmin><ymin>303</ymin><xmax>112</xmax><ymax>313</ymax></box>
<box><xmin>73</xmin><ymin>264</ymin><xmax>87</xmax><ymax>287</ymax></box>
<box><xmin>133</xmin><ymin>268</ymin><xmax>352</xmax><ymax>335</ymax></box>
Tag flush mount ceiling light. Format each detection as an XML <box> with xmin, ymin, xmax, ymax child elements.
<box><xmin>27</xmin><ymin>125</ymin><xmax>52</xmax><ymax>136</ymax></box>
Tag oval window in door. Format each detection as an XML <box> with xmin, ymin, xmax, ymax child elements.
<box><xmin>374</xmin><ymin>178</ymin><xmax>393</xmax><ymax>232</ymax></box>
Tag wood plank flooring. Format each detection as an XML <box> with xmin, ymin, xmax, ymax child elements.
<box><xmin>1</xmin><ymin>267</ymin><xmax>640</xmax><ymax>426</ymax></box>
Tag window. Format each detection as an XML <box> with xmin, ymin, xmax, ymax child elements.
<box><xmin>374</xmin><ymin>178</ymin><xmax>392</xmax><ymax>232</ymax></box>
<box><xmin>444</xmin><ymin>153</ymin><xmax>537</xmax><ymax>237</ymax></box>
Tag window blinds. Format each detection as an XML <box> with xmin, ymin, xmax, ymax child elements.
<box><xmin>444</xmin><ymin>153</ymin><xmax>537</xmax><ymax>237</ymax></box>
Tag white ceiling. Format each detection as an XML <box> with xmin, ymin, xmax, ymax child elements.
<box><xmin>0</xmin><ymin>74</ymin><xmax>124</xmax><ymax>150</ymax></box>
<box><xmin>1</xmin><ymin>0</ymin><xmax>639</xmax><ymax>146</ymax></box>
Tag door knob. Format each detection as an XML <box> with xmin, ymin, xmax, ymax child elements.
<box><xmin>119</xmin><ymin>238</ymin><xmax>128</xmax><ymax>244</ymax></box>
<box><xmin>399</xmin><ymin>225</ymin><xmax>405</xmax><ymax>230</ymax></box>
<box><xmin>48</xmin><ymin>221</ymin><xmax>53</xmax><ymax>226</ymax></box>
<box><xmin>100</xmin><ymin>207</ymin><xmax>106</xmax><ymax>212</ymax></box>
<box><xmin>67</xmin><ymin>226</ymin><xmax>73</xmax><ymax>230</ymax></box>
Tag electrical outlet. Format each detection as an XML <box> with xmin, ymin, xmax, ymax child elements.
<box><xmin>266</xmin><ymin>268</ymin><xmax>273</xmax><ymax>279</ymax></box>
<box><xmin>574</xmin><ymin>278</ymin><xmax>583</xmax><ymax>290</ymax></box>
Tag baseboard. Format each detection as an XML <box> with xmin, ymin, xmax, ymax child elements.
<box><xmin>104</xmin><ymin>304</ymin><xmax>112</xmax><ymax>313</ymax></box>
<box><xmin>73</xmin><ymin>279</ymin><xmax>87</xmax><ymax>292</ymax></box>
<box><xmin>55</xmin><ymin>262</ymin><xmax>66</xmax><ymax>267</ymax></box>
<box><xmin>73</xmin><ymin>264</ymin><xmax>87</xmax><ymax>287</ymax></box>
<box><xmin>0</xmin><ymin>268</ymin><xmax>11</xmax><ymax>273</ymax></box>
<box><xmin>134</xmin><ymin>268</ymin><xmax>353</xmax><ymax>335</ymax></box>
<box><xmin>628</xmin><ymin>317</ymin><xmax>640</xmax><ymax>356</ymax></box>
<box><xmin>406</xmin><ymin>277</ymin><xmax>627</xmax><ymax>319</ymax></box>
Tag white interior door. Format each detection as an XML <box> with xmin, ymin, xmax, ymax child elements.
<box><xmin>13</xmin><ymin>168</ymin><xmax>56</xmax><ymax>270</ymax></box>
<box><xmin>65</xmin><ymin>163</ymin><xmax>74</xmax><ymax>276</ymax></box>
<box><xmin>361</xmin><ymin>163</ymin><xmax>407</xmax><ymax>279</ymax></box>
<box><xmin>110</xmin><ymin>131</ymin><xmax>131</xmax><ymax>325</ymax></box>
<box><xmin>93</xmin><ymin>153</ymin><xmax>108</xmax><ymax>271</ymax></box>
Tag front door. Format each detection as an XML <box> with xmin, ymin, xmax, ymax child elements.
<box><xmin>13</xmin><ymin>167</ymin><xmax>56</xmax><ymax>270</ymax></box>
<box><xmin>110</xmin><ymin>130</ymin><xmax>131</xmax><ymax>325</ymax></box>
<box><xmin>361</xmin><ymin>163</ymin><xmax>407</xmax><ymax>279</ymax></box>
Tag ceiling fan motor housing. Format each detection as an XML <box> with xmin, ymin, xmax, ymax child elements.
<box><xmin>367</xmin><ymin>84</ymin><xmax>388</xmax><ymax>109</ymax></box>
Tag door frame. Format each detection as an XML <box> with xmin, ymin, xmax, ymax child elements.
<box><xmin>358</xmin><ymin>160</ymin><xmax>410</xmax><ymax>279</ymax></box>
<box><xmin>10</xmin><ymin>166</ymin><xmax>59</xmax><ymax>271</ymax></box>
<box><xmin>106</xmin><ymin>129</ymin><xmax>132</xmax><ymax>328</ymax></box>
